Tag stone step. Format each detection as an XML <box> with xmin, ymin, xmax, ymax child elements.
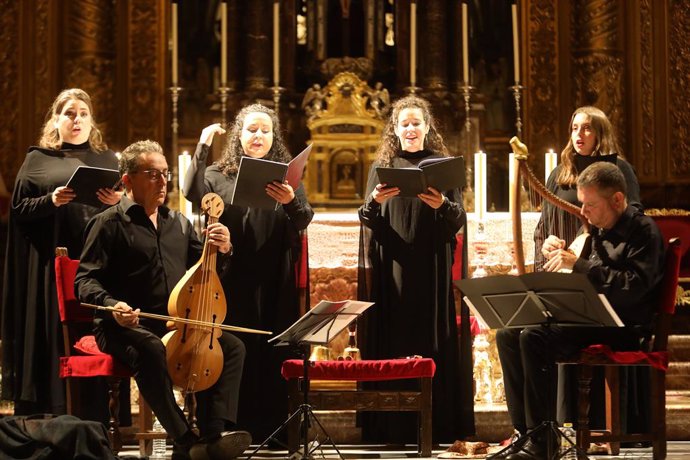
<box><xmin>669</xmin><ymin>334</ymin><xmax>690</xmax><ymax>361</ymax></box>
<box><xmin>667</xmin><ymin>362</ymin><xmax>690</xmax><ymax>391</ymax></box>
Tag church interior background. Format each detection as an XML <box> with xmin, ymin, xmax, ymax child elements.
<box><xmin>1</xmin><ymin>0</ymin><xmax>689</xmax><ymax>449</ymax></box>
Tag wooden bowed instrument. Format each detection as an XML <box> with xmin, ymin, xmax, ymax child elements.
<box><xmin>164</xmin><ymin>192</ymin><xmax>266</xmax><ymax>393</ymax></box>
<box><xmin>509</xmin><ymin>137</ymin><xmax>591</xmax><ymax>274</ymax></box>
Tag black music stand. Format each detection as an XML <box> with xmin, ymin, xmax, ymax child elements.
<box><xmin>456</xmin><ymin>272</ymin><xmax>624</xmax><ymax>460</ymax></box>
<box><xmin>247</xmin><ymin>300</ymin><xmax>373</xmax><ymax>460</ymax></box>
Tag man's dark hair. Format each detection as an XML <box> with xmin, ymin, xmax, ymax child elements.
<box><xmin>576</xmin><ymin>161</ymin><xmax>627</xmax><ymax>197</ymax></box>
<box><xmin>119</xmin><ymin>139</ymin><xmax>164</xmax><ymax>175</ymax></box>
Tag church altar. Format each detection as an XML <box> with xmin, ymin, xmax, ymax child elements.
<box><xmin>306</xmin><ymin>210</ymin><xmax>539</xmax><ymax>405</ymax></box>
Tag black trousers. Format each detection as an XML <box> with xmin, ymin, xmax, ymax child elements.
<box><xmin>95</xmin><ymin>322</ymin><xmax>245</xmax><ymax>440</ymax></box>
<box><xmin>495</xmin><ymin>325</ymin><xmax>642</xmax><ymax>433</ymax></box>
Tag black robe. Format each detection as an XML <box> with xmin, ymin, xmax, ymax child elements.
<box><xmin>357</xmin><ymin>150</ymin><xmax>475</xmax><ymax>443</ymax></box>
<box><xmin>1</xmin><ymin>143</ymin><xmax>118</xmax><ymax>415</ymax></box>
<box><xmin>184</xmin><ymin>144</ymin><xmax>314</xmax><ymax>440</ymax></box>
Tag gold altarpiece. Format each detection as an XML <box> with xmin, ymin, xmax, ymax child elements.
<box><xmin>303</xmin><ymin>72</ymin><xmax>386</xmax><ymax>208</ymax></box>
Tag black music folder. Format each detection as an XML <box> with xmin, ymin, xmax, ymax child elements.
<box><xmin>455</xmin><ymin>272</ymin><xmax>624</xmax><ymax>330</ymax></box>
<box><xmin>376</xmin><ymin>155</ymin><xmax>465</xmax><ymax>197</ymax></box>
<box><xmin>65</xmin><ymin>166</ymin><xmax>121</xmax><ymax>208</ymax></box>
<box><xmin>231</xmin><ymin>144</ymin><xmax>313</xmax><ymax>210</ymax></box>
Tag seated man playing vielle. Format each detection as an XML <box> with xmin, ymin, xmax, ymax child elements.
<box><xmin>76</xmin><ymin>140</ymin><xmax>251</xmax><ymax>460</ymax></box>
<box><xmin>488</xmin><ymin>161</ymin><xmax>665</xmax><ymax>460</ymax></box>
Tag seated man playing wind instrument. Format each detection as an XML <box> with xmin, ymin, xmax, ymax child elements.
<box><xmin>76</xmin><ymin>140</ymin><xmax>252</xmax><ymax>460</ymax></box>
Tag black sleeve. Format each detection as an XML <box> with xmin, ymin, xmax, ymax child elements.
<box><xmin>617</xmin><ymin>159</ymin><xmax>643</xmax><ymax>211</ymax></box>
<box><xmin>183</xmin><ymin>143</ymin><xmax>212</xmax><ymax>204</ymax></box>
<box><xmin>282</xmin><ymin>183</ymin><xmax>314</xmax><ymax>231</ymax></box>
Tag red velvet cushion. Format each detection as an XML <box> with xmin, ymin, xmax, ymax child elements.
<box><xmin>580</xmin><ymin>344</ymin><xmax>669</xmax><ymax>371</ymax></box>
<box><xmin>281</xmin><ymin>358</ymin><xmax>436</xmax><ymax>381</ymax></box>
<box><xmin>55</xmin><ymin>255</ymin><xmax>92</xmax><ymax>323</ymax></box>
<box><xmin>59</xmin><ymin>355</ymin><xmax>132</xmax><ymax>378</ymax></box>
<box><xmin>652</xmin><ymin>215</ymin><xmax>690</xmax><ymax>277</ymax></box>
<box><xmin>73</xmin><ymin>335</ymin><xmax>106</xmax><ymax>356</ymax></box>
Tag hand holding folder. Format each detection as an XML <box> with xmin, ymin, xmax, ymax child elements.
<box><xmin>376</xmin><ymin>156</ymin><xmax>465</xmax><ymax>197</ymax></box>
<box><xmin>231</xmin><ymin>144</ymin><xmax>312</xmax><ymax>210</ymax></box>
<box><xmin>65</xmin><ymin>166</ymin><xmax>121</xmax><ymax>208</ymax></box>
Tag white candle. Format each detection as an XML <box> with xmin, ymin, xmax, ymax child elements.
<box><xmin>462</xmin><ymin>2</ymin><xmax>469</xmax><ymax>84</ymax></box>
<box><xmin>220</xmin><ymin>0</ymin><xmax>227</xmax><ymax>85</ymax></box>
<box><xmin>474</xmin><ymin>151</ymin><xmax>487</xmax><ymax>221</ymax></box>
<box><xmin>410</xmin><ymin>0</ymin><xmax>417</xmax><ymax>87</ymax></box>
<box><xmin>511</xmin><ymin>3</ymin><xmax>520</xmax><ymax>84</ymax></box>
<box><xmin>178</xmin><ymin>151</ymin><xmax>193</xmax><ymax>220</ymax></box>
<box><xmin>273</xmin><ymin>1</ymin><xmax>280</xmax><ymax>86</ymax></box>
<box><xmin>172</xmin><ymin>0</ymin><xmax>178</xmax><ymax>85</ymax></box>
<box><xmin>509</xmin><ymin>153</ymin><xmax>516</xmax><ymax>214</ymax></box>
<box><xmin>545</xmin><ymin>148</ymin><xmax>558</xmax><ymax>183</ymax></box>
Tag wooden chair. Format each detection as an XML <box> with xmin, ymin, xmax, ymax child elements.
<box><xmin>55</xmin><ymin>247</ymin><xmax>163</xmax><ymax>455</ymax></box>
<box><xmin>282</xmin><ymin>358</ymin><xmax>435</xmax><ymax>457</ymax></box>
<box><xmin>562</xmin><ymin>238</ymin><xmax>681</xmax><ymax>459</ymax></box>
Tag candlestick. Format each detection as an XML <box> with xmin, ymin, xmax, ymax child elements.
<box><xmin>545</xmin><ymin>148</ymin><xmax>558</xmax><ymax>183</ymax></box>
<box><xmin>178</xmin><ymin>151</ymin><xmax>193</xmax><ymax>220</ymax></box>
<box><xmin>273</xmin><ymin>0</ymin><xmax>280</xmax><ymax>86</ymax></box>
<box><xmin>509</xmin><ymin>153</ymin><xmax>516</xmax><ymax>214</ymax></box>
<box><xmin>462</xmin><ymin>2</ymin><xmax>469</xmax><ymax>84</ymax></box>
<box><xmin>511</xmin><ymin>2</ymin><xmax>520</xmax><ymax>84</ymax></box>
<box><xmin>172</xmin><ymin>0</ymin><xmax>178</xmax><ymax>85</ymax></box>
<box><xmin>410</xmin><ymin>0</ymin><xmax>417</xmax><ymax>87</ymax></box>
<box><xmin>474</xmin><ymin>151</ymin><xmax>487</xmax><ymax>221</ymax></box>
<box><xmin>220</xmin><ymin>0</ymin><xmax>227</xmax><ymax>85</ymax></box>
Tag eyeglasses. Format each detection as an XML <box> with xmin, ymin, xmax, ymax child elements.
<box><xmin>133</xmin><ymin>169</ymin><xmax>172</xmax><ymax>182</ymax></box>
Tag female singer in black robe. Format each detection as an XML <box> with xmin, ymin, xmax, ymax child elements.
<box><xmin>358</xmin><ymin>95</ymin><xmax>475</xmax><ymax>443</ymax></box>
<box><xmin>183</xmin><ymin>104</ymin><xmax>314</xmax><ymax>441</ymax></box>
<box><xmin>1</xmin><ymin>88</ymin><xmax>121</xmax><ymax>415</ymax></box>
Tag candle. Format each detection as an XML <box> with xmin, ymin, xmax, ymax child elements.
<box><xmin>509</xmin><ymin>153</ymin><xmax>516</xmax><ymax>214</ymax></box>
<box><xmin>410</xmin><ymin>0</ymin><xmax>417</xmax><ymax>87</ymax></box>
<box><xmin>172</xmin><ymin>0</ymin><xmax>178</xmax><ymax>85</ymax></box>
<box><xmin>511</xmin><ymin>2</ymin><xmax>520</xmax><ymax>84</ymax></box>
<box><xmin>273</xmin><ymin>0</ymin><xmax>280</xmax><ymax>86</ymax></box>
<box><xmin>462</xmin><ymin>2</ymin><xmax>469</xmax><ymax>84</ymax></box>
<box><xmin>220</xmin><ymin>0</ymin><xmax>227</xmax><ymax>85</ymax></box>
<box><xmin>178</xmin><ymin>151</ymin><xmax>193</xmax><ymax>220</ymax></box>
<box><xmin>545</xmin><ymin>148</ymin><xmax>558</xmax><ymax>183</ymax></box>
<box><xmin>474</xmin><ymin>151</ymin><xmax>487</xmax><ymax>221</ymax></box>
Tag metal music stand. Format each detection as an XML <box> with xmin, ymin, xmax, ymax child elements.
<box><xmin>456</xmin><ymin>272</ymin><xmax>624</xmax><ymax>460</ymax></box>
<box><xmin>247</xmin><ymin>299</ymin><xmax>373</xmax><ymax>460</ymax></box>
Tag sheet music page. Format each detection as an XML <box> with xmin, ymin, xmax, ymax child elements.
<box><xmin>598</xmin><ymin>294</ymin><xmax>624</xmax><ymax>327</ymax></box>
<box><xmin>304</xmin><ymin>300</ymin><xmax>373</xmax><ymax>344</ymax></box>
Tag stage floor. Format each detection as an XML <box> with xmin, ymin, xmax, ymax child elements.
<box><xmin>117</xmin><ymin>441</ymin><xmax>690</xmax><ymax>459</ymax></box>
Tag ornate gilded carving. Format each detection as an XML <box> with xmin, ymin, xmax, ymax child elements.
<box><xmin>320</xmin><ymin>56</ymin><xmax>373</xmax><ymax>81</ymax></box>
<box><xmin>526</xmin><ymin>0</ymin><xmax>558</xmax><ymax>157</ymax></box>
<box><xmin>128</xmin><ymin>0</ymin><xmax>163</xmax><ymax>142</ymax></box>
<box><xmin>639</xmin><ymin>0</ymin><xmax>655</xmax><ymax>176</ymax></box>
<box><xmin>33</xmin><ymin>2</ymin><xmax>50</xmax><ymax>135</ymax></box>
<box><xmin>303</xmin><ymin>72</ymin><xmax>385</xmax><ymax>207</ymax></box>
<box><xmin>669</xmin><ymin>0</ymin><xmax>690</xmax><ymax>176</ymax></box>
<box><xmin>0</xmin><ymin>0</ymin><xmax>19</xmax><ymax>185</ymax></box>
<box><xmin>420</xmin><ymin>0</ymin><xmax>448</xmax><ymax>91</ymax></box>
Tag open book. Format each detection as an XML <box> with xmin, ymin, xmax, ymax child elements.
<box><xmin>269</xmin><ymin>299</ymin><xmax>373</xmax><ymax>346</ymax></box>
<box><xmin>375</xmin><ymin>155</ymin><xmax>465</xmax><ymax>197</ymax></box>
<box><xmin>65</xmin><ymin>166</ymin><xmax>121</xmax><ymax>208</ymax></box>
<box><xmin>231</xmin><ymin>144</ymin><xmax>313</xmax><ymax>210</ymax></box>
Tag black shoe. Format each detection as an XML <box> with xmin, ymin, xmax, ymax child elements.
<box><xmin>486</xmin><ymin>431</ymin><xmax>525</xmax><ymax>460</ymax></box>
<box><xmin>192</xmin><ymin>430</ymin><xmax>252</xmax><ymax>460</ymax></box>
<box><xmin>505</xmin><ymin>437</ymin><xmax>558</xmax><ymax>460</ymax></box>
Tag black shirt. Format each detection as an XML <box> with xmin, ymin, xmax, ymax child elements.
<box><xmin>75</xmin><ymin>195</ymin><xmax>204</xmax><ymax>333</ymax></box>
<box><xmin>573</xmin><ymin>205</ymin><xmax>665</xmax><ymax>327</ymax></box>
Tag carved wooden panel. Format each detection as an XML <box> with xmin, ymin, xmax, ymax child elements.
<box><xmin>63</xmin><ymin>0</ymin><xmax>117</xmax><ymax>142</ymax></box>
<box><xmin>127</xmin><ymin>0</ymin><xmax>165</xmax><ymax>144</ymax></box>
<box><xmin>668</xmin><ymin>0</ymin><xmax>690</xmax><ymax>177</ymax></box>
<box><xmin>525</xmin><ymin>0</ymin><xmax>559</xmax><ymax>160</ymax></box>
<box><xmin>0</xmin><ymin>0</ymin><xmax>19</xmax><ymax>184</ymax></box>
<box><xmin>639</xmin><ymin>0</ymin><xmax>656</xmax><ymax>177</ymax></box>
